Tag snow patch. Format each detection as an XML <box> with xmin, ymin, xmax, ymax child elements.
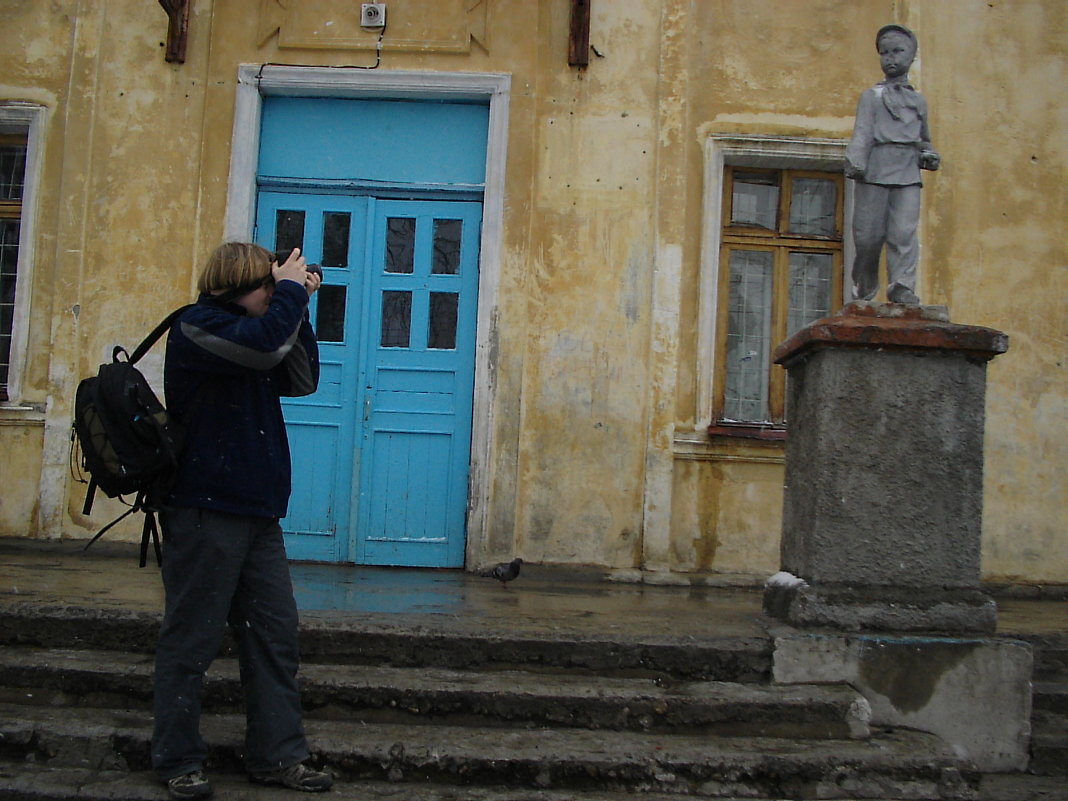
<box><xmin>766</xmin><ymin>571</ymin><xmax>806</xmax><ymax>589</ymax></box>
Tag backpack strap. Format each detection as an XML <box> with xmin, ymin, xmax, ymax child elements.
<box><xmin>126</xmin><ymin>304</ymin><xmax>195</xmax><ymax>365</ymax></box>
<box><xmin>82</xmin><ymin>505</ymin><xmax>137</xmax><ymax>553</ymax></box>
<box><xmin>81</xmin><ymin>477</ymin><xmax>98</xmax><ymax>516</ymax></box>
<box><xmin>140</xmin><ymin>508</ymin><xmax>163</xmax><ymax>568</ymax></box>
<box><xmin>83</xmin><ymin>491</ymin><xmax>164</xmax><ymax>568</ymax></box>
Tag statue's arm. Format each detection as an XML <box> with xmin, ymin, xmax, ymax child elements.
<box><xmin>845</xmin><ymin>90</ymin><xmax>876</xmax><ymax>180</ymax></box>
<box><xmin>918</xmin><ymin>95</ymin><xmax>940</xmax><ymax>171</ymax></box>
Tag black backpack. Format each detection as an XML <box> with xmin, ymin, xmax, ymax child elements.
<box><xmin>72</xmin><ymin>305</ymin><xmax>192</xmax><ymax>566</ymax></box>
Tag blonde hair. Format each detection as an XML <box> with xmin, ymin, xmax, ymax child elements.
<box><xmin>197</xmin><ymin>242</ymin><xmax>272</xmax><ymax>295</ymax></box>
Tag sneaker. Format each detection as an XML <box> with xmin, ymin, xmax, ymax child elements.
<box><xmin>165</xmin><ymin>770</ymin><xmax>213</xmax><ymax>800</ymax></box>
<box><xmin>250</xmin><ymin>762</ymin><xmax>334</xmax><ymax>792</ymax></box>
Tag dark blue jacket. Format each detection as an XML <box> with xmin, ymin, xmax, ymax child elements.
<box><xmin>163</xmin><ymin>279</ymin><xmax>319</xmax><ymax>519</ymax></box>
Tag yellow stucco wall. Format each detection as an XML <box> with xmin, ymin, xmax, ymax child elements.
<box><xmin>0</xmin><ymin>422</ymin><xmax>43</xmax><ymax>532</ymax></box>
<box><xmin>0</xmin><ymin>0</ymin><xmax>1064</xmax><ymax>583</ymax></box>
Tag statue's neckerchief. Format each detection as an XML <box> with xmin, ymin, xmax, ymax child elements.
<box><xmin>879</xmin><ymin>79</ymin><xmax>921</xmax><ymax>121</ymax></box>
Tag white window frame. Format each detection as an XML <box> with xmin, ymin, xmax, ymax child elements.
<box><xmin>694</xmin><ymin>134</ymin><xmax>854</xmax><ymax>431</ymax></box>
<box><xmin>224</xmin><ymin>66</ymin><xmax>511</xmax><ymax>565</ymax></box>
<box><xmin>0</xmin><ymin>102</ymin><xmax>46</xmax><ymax>407</ymax></box>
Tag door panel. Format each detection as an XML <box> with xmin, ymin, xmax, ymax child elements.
<box><xmin>257</xmin><ymin>193</ymin><xmax>368</xmax><ymax>563</ymax></box>
<box><xmin>257</xmin><ymin>194</ymin><xmax>480</xmax><ymax>567</ymax></box>
<box><xmin>356</xmin><ymin>199</ymin><xmax>482</xmax><ymax>567</ymax></box>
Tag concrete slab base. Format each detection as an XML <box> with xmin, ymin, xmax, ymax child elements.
<box><xmin>764</xmin><ymin>575</ymin><xmax>997</xmax><ymax>634</ymax></box>
<box><xmin>772</xmin><ymin>629</ymin><xmax>1033</xmax><ymax>771</ymax></box>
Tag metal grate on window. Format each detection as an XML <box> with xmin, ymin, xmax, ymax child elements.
<box><xmin>730</xmin><ymin>172</ymin><xmax>779</xmax><ymax>230</ymax></box>
<box><xmin>724</xmin><ymin>249</ymin><xmax>773</xmax><ymax>422</ymax></box>
<box><xmin>787</xmin><ymin>252</ymin><xmax>833</xmax><ymax>335</ymax></box>
<box><xmin>1</xmin><ymin>219</ymin><xmax>21</xmax><ymax>397</ymax></box>
<box><xmin>788</xmin><ymin>178</ymin><xmax>837</xmax><ymax>237</ymax></box>
<box><xmin>0</xmin><ymin>146</ymin><xmax>27</xmax><ymax>201</ymax></box>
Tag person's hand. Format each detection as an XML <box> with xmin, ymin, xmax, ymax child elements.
<box><xmin>272</xmin><ymin>248</ymin><xmax>309</xmax><ymax>287</ymax></box>
<box><xmin>303</xmin><ymin>267</ymin><xmax>322</xmax><ymax>297</ymax></box>
<box><xmin>919</xmin><ymin>150</ymin><xmax>941</xmax><ymax>171</ymax></box>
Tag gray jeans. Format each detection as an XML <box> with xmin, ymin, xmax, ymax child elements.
<box><xmin>151</xmin><ymin>507</ymin><xmax>308</xmax><ymax>780</ymax></box>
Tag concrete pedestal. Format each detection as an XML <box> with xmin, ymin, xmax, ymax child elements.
<box><xmin>772</xmin><ymin>629</ymin><xmax>1033</xmax><ymax>770</ymax></box>
<box><xmin>763</xmin><ymin>302</ymin><xmax>1008</xmax><ymax>633</ymax></box>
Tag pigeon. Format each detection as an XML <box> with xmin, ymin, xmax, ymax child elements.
<box><xmin>479</xmin><ymin>558</ymin><xmax>523</xmax><ymax>586</ymax></box>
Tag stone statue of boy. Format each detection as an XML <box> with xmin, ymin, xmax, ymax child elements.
<box><xmin>845</xmin><ymin>24</ymin><xmax>940</xmax><ymax>305</ymax></box>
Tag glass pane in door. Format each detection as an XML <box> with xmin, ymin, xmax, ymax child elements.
<box><xmin>316</xmin><ymin>285</ymin><xmax>347</xmax><ymax>342</ymax></box>
<box><xmin>322</xmin><ymin>212</ymin><xmax>351</xmax><ymax>268</ymax></box>
<box><xmin>385</xmin><ymin>218</ymin><xmax>415</xmax><ymax>274</ymax></box>
<box><xmin>428</xmin><ymin>292</ymin><xmax>458</xmax><ymax>350</ymax></box>
<box><xmin>275</xmin><ymin>209</ymin><xmax>306</xmax><ymax>254</ymax></box>
<box><xmin>432</xmin><ymin>219</ymin><xmax>463</xmax><ymax>275</ymax></box>
<box><xmin>381</xmin><ymin>290</ymin><xmax>412</xmax><ymax>348</ymax></box>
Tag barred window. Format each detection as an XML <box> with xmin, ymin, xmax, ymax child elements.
<box><xmin>0</xmin><ymin>135</ymin><xmax>27</xmax><ymax>401</ymax></box>
<box><xmin>714</xmin><ymin>167</ymin><xmax>844</xmax><ymax>426</ymax></box>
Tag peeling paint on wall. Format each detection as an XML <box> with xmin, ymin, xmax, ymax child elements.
<box><xmin>0</xmin><ymin>0</ymin><xmax>1064</xmax><ymax>583</ymax></box>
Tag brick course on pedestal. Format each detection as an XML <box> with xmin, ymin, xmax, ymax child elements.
<box><xmin>764</xmin><ymin>301</ymin><xmax>1009</xmax><ymax>633</ymax></box>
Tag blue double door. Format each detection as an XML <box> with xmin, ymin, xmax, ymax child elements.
<box><xmin>257</xmin><ymin>194</ymin><xmax>482</xmax><ymax>567</ymax></box>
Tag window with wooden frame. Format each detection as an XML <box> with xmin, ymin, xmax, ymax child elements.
<box><xmin>713</xmin><ymin>166</ymin><xmax>844</xmax><ymax>429</ymax></box>
<box><xmin>0</xmin><ymin>133</ymin><xmax>27</xmax><ymax>402</ymax></box>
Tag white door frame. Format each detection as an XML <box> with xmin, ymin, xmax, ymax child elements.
<box><xmin>224</xmin><ymin>65</ymin><xmax>511</xmax><ymax>567</ymax></box>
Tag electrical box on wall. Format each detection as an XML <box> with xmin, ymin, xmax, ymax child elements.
<box><xmin>361</xmin><ymin>3</ymin><xmax>386</xmax><ymax>28</ymax></box>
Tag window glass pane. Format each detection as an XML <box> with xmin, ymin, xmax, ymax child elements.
<box><xmin>788</xmin><ymin>252</ymin><xmax>833</xmax><ymax>336</ymax></box>
<box><xmin>789</xmin><ymin>178</ymin><xmax>837</xmax><ymax>237</ymax></box>
<box><xmin>322</xmin><ymin>212</ymin><xmax>351</xmax><ymax>268</ymax></box>
<box><xmin>385</xmin><ymin>217</ymin><xmax>415</xmax><ymax>274</ymax></box>
<box><xmin>381</xmin><ymin>290</ymin><xmax>411</xmax><ymax>348</ymax></box>
<box><xmin>428</xmin><ymin>292</ymin><xmax>458</xmax><ymax>350</ymax></box>
<box><xmin>0</xmin><ymin>333</ymin><xmax>9</xmax><ymax>389</ymax></box>
<box><xmin>315</xmin><ymin>284</ymin><xmax>347</xmax><ymax>342</ymax></box>
<box><xmin>724</xmin><ymin>249</ymin><xmax>773</xmax><ymax>422</ymax></box>
<box><xmin>731</xmin><ymin>172</ymin><xmax>779</xmax><ymax>230</ymax></box>
<box><xmin>0</xmin><ymin>219</ymin><xmax>20</xmax><ymax>395</ymax></box>
<box><xmin>432</xmin><ymin>219</ymin><xmax>462</xmax><ymax>275</ymax></box>
<box><xmin>0</xmin><ymin>145</ymin><xmax>27</xmax><ymax>201</ymax></box>
<box><xmin>275</xmin><ymin>210</ymin><xmax>305</xmax><ymax>255</ymax></box>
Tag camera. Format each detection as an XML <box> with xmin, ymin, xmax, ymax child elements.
<box><xmin>273</xmin><ymin>249</ymin><xmax>323</xmax><ymax>278</ymax></box>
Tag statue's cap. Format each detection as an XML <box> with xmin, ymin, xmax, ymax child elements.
<box><xmin>876</xmin><ymin>24</ymin><xmax>917</xmax><ymax>48</ymax></box>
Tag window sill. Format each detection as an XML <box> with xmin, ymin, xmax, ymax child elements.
<box><xmin>674</xmin><ymin>429</ymin><xmax>784</xmax><ymax>465</ymax></box>
<box><xmin>0</xmin><ymin>402</ymin><xmax>46</xmax><ymax>426</ymax></box>
<box><xmin>707</xmin><ymin>423</ymin><xmax>786</xmax><ymax>442</ymax></box>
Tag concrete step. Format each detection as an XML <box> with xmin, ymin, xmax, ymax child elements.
<box><xmin>0</xmin><ymin>605</ymin><xmax>772</xmax><ymax>682</ymax></box>
<box><xmin>1029</xmin><ymin>679</ymin><xmax>1068</xmax><ymax>775</ymax></box>
<box><xmin>0</xmin><ymin>703</ymin><xmax>974</xmax><ymax>799</ymax></box>
<box><xmin>1032</xmin><ymin>680</ymin><xmax>1068</xmax><ymax>716</ymax></box>
<box><xmin>1012</xmin><ymin>633</ymin><xmax>1068</xmax><ymax>683</ymax></box>
<box><xmin>0</xmin><ymin>764</ymin><xmax>802</xmax><ymax>801</ymax></box>
<box><xmin>0</xmin><ymin>646</ymin><xmax>870</xmax><ymax>739</ymax></box>
<box><xmin>3</xmin><ymin>764</ymin><xmax>1065</xmax><ymax>801</ymax></box>
<box><xmin>1029</xmin><ymin>710</ymin><xmax>1068</xmax><ymax>777</ymax></box>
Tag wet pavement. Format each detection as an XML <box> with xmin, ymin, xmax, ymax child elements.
<box><xmin>3</xmin><ymin>537</ymin><xmax>1067</xmax><ymax>801</ymax></box>
<box><xmin>0</xmin><ymin>537</ymin><xmax>767</xmax><ymax>644</ymax></box>
<box><xmin>1</xmin><ymin>536</ymin><xmax>1066</xmax><ymax>643</ymax></box>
